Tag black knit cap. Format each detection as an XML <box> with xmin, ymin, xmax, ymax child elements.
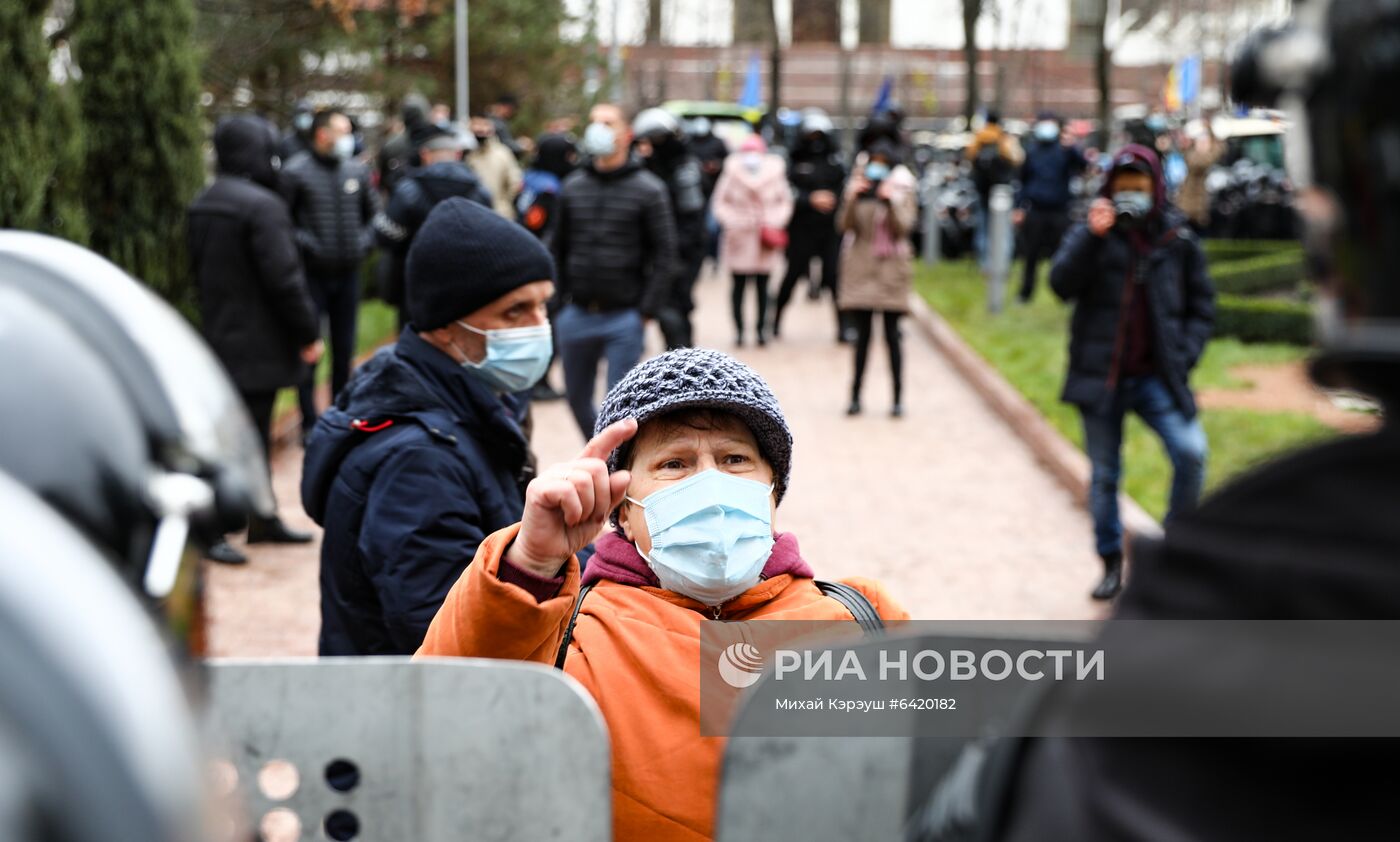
<box><xmin>595</xmin><ymin>348</ymin><xmax>794</xmax><ymax>504</ymax></box>
<box><xmin>405</xmin><ymin>197</ymin><xmax>556</xmax><ymax>330</ymax></box>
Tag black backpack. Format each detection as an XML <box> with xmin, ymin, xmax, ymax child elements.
<box><xmin>973</xmin><ymin>143</ymin><xmax>1012</xmax><ymax>194</ymax></box>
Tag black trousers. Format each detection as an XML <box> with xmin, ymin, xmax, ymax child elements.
<box><xmin>660</xmin><ymin>249</ymin><xmax>706</xmax><ymax>350</ymax></box>
<box><xmin>848</xmin><ymin>309</ymin><xmax>903</xmax><ymax>404</ymax></box>
<box><xmin>1020</xmin><ymin>207</ymin><xmax>1071</xmax><ymax>302</ymax></box>
<box><xmin>731</xmin><ymin>273</ymin><xmax>770</xmax><ymax>339</ymax></box>
<box><xmin>298</xmin><ymin>268</ymin><xmax>360</xmax><ymax>433</ymax></box>
<box><xmin>774</xmin><ymin>227</ymin><xmax>842</xmax><ymax>335</ymax></box>
<box><xmin>239</xmin><ymin>387</ymin><xmax>280</xmax><ymax>525</ymax></box>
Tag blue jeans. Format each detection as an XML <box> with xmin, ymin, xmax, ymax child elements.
<box><xmin>556</xmin><ymin>304</ymin><xmax>645</xmax><ymax>439</ymax></box>
<box><xmin>1080</xmin><ymin>375</ymin><xmax>1208</xmax><ymax>558</ymax></box>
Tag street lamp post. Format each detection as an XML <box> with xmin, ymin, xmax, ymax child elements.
<box><xmin>455</xmin><ymin>0</ymin><xmax>469</xmax><ymax>122</ymax></box>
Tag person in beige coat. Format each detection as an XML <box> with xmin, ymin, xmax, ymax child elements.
<box><xmin>467</xmin><ymin>115</ymin><xmax>524</xmax><ymax>219</ymax></box>
<box><xmin>838</xmin><ymin>140</ymin><xmax>918</xmax><ymax>417</ymax></box>
<box><xmin>1177</xmin><ymin>126</ymin><xmax>1222</xmax><ymax>234</ymax></box>
<box><xmin>711</xmin><ymin>134</ymin><xmax>794</xmax><ymax>346</ymax></box>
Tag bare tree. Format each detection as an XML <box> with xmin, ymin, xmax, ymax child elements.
<box><xmin>792</xmin><ymin>0</ymin><xmax>840</xmax><ymax>43</ymax></box>
<box><xmin>962</xmin><ymin>0</ymin><xmax>983</xmax><ymax>123</ymax></box>
<box><xmin>644</xmin><ymin>0</ymin><xmax>661</xmax><ymax>44</ymax></box>
<box><xmin>858</xmin><ymin>0</ymin><xmax>891</xmax><ymax>44</ymax></box>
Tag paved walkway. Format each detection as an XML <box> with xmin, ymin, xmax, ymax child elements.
<box><xmin>205</xmin><ymin>264</ymin><xmax>1103</xmax><ymax>657</ymax></box>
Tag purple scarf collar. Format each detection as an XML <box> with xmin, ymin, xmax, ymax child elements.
<box><xmin>582</xmin><ymin>530</ymin><xmax>814</xmax><ymax>588</ymax></box>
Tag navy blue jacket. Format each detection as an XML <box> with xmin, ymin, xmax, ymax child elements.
<box><xmin>1017</xmin><ymin>141</ymin><xmax>1087</xmax><ymax>211</ymax></box>
<box><xmin>302</xmin><ymin>328</ymin><xmax>532</xmax><ymax>655</ymax></box>
<box><xmin>1050</xmin><ymin>208</ymin><xmax>1215</xmax><ymax>418</ymax></box>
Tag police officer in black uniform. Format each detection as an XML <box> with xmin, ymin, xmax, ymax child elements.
<box><xmin>772</xmin><ymin>110</ymin><xmax>847</xmax><ymax>341</ymax></box>
<box><xmin>633</xmin><ymin>107</ymin><xmax>707</xmax><ymax>350</ymax></box>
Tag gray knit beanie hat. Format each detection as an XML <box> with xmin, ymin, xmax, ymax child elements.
<box><xmin>595</xmin><ymin>348</ymin><xmax>793</xmax><ymax>503</ymax></box>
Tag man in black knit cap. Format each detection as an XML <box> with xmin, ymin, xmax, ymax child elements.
<box><xmin>301</xmin><ymin>197</ymin><xmax>556</xmax><ymax>656</ymax></box>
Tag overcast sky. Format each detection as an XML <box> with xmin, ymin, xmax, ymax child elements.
<box><xmin>562</xmin><ymin>0</ymin><xmax>1071</xmax><ymax>50</ymax></box>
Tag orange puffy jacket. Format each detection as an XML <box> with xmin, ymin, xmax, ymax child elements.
<box><xmin>417</xmin><ymin>524</ymin><xmax>908</xmax><ymax>840</ymax></box>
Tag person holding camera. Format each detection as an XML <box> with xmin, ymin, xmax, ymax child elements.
<box><xmin>1050</xmin><ymin>144</ymin><xmax>1215</xmax><ymax>600</ymax></box>
<box><xmin>838</xmin><ymin>140</ymin><xmax>918</xmax><ymax>417</ymax></box>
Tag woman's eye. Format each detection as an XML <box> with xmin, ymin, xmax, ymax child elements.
<box><xmin>659</xmin><ymin>459</ymin><xmax>685</xmax><ymax>470</ymax></box>
<box><xmin>724</xmin><ymin>454</ymin><xmax>751</xmax><ymax>465</ymax></box>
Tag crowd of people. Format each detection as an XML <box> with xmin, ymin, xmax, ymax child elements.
<box><xmin>5</xmin><ymin>2</ymin><xmax>1400</xmax><ymax>839</ymax></box>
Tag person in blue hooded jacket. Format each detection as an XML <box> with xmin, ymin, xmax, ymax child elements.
<box><xmin>1050</xmin><ymin>145</ymin><xmax>1215</xmax><ymax>601</ymax></box>
<box><xmin>1014</xmin><ymin>112</ymin><xmax>1086</xmax><ymax>303</ymax></box>
<box><xmin>302</xmin><ymin>197</ymin><xmax>556</xmax><ymax>656</ymax></box>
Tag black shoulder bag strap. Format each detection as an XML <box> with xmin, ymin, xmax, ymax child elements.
<box><xmin>554</xmin><ymin>579</ymin><xmax>885</xmax><ymax>670</ymax></box>
<box><xmin>554</xmin><ymin>582</ymin><xmax>596</xmax><ymax>670</ymax></box>
<box><xmin>815</xmin><ymin>580</ymin><xmax>886</xmax><ymax>636</ymax></box>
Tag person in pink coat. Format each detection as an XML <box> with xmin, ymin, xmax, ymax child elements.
<box><xmin>711</xmin><ymin>135</ymin><xmax>794</xmax><ymax>346</ymax></box>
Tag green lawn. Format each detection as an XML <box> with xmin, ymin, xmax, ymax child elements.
<box><xmin>915</xmin><ymin>260</ymin><xmax>1337</xmax><ymax>520</ymax></box>
<box><xmin>272</xmin><ymin>300</ymin><xmax>400</xmax><ymax>420</ymax></box>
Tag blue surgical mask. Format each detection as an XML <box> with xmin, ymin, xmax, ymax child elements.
<box><xmin>581</xmin><ymin>122</ymin><xmax>616</xmax><ymax>157</ymax></box>
<box><xmin>333</xmin><ymin>134</ymin><xmax>355</xmax><ymax>160</ymax></box>
<box><xmin>865</xmin><ymin>161</ymin><xmax>891</xmax><ymax>182</ymax></box>
<box><xmin>626</xmin><ymin>470</ymin><xmax>775</xmax><ymax>607</ymax></box>
<box><xmin>1034</xmin><ymin>121</ymin><xmax>1059</xmax><ymax>142</ymax></box>
<box><xmin>453</xmin><ymin>320</ymin><xmax>553</xmax><ymax>393</ymax></box>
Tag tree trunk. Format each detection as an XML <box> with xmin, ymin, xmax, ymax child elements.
<box><xmin>645</xmin><ymin>0</ymin><xmax>661</xmax><ymax>44</ymax></box>
<box><xmin>791</xmin><ymin>0</ymin><xmax>839</xmax><ymax>43</ymax></box>
<box><xmin>962</xmin><ymin>0</ymin><xmax>981</xmax><ymax>124</ymax></box>
<box><xmin>767</xmin><ymin>0</ymin><xmax>782</xmax><ymax>112</ymax></box>
<box><xmin>859</xmin><ymin>0</ymin><xmax>891</xmax><ymax>44</ymax></box>
<box><xmin>1096</xmin><ymin>2</ymin><xmax>1112</xmax><ymax>137</ymax></box>
<box><xmin>733</xmin><ymin>0</ymin><xmax>775</xmax><ymax>43</ymax></box>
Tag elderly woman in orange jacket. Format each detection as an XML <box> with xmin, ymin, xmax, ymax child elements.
<box><xmin>418</xmin><ymin>348</ymin><xmax>907</xmax><ymax>841</ymax></box>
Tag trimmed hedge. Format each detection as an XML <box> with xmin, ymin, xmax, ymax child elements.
<box><xmin>1203</xmin><ymin>238</ymin><xmax>1305</xmax><ymax>296</ymax></box>
<box><xmin>1209</xmin><ymin>248</ymin><xmax>1306</xmax><ymax>296</ymax></box>
<box><xmin>1214</xmin><ymin>294</ymin><xmax>1313</xmax><ymax>346</ymax></box>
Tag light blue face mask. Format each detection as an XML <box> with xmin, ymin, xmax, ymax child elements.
<box><xmin>865</xmin><ymin>161</ymin><xmax>891</xmax><ymax>182</ymax></box>
<box><xmin>626</xmin><ymin>469</ymin><xmax>775</xmax><ymax>607</ymax></box>
<box><xmin>1034</xmin><ymin>121</ymin><xmax>1059</xmax><ymax>142</ymax></box>
<box><xmin>454</xmin><ymin>320</ymin><xmax>553</xmax><ymax>393</ymax></box>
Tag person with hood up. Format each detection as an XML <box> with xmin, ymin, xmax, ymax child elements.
<box><xmin>838</xmin><ymin>139</ymin><xmax>919</xmax><ymax>417</ymax></box>
<box><xmin>186</xmin><ymin>114</ymin><xmax>325</xmax><ymax>565</ymax></box>
<box><xmin>711</xmin><ymin>134</ymin><xmax>794</xmax><ymax>347</ymax></box>
<box><xmin>302</xmin><ymin>197</ymin><xmax>555</xmax><ymax>656</ymax></box>
<box><xmin>1014</xmin><ymin>111</ymin><xmax>1087</xmax><ymax>303</ymax></box>
<box><xmin>416</xmin><ymin>347</ymin><xmax>909</xmax><ymax>841</ymax></box>
<box><xmin>1050</xmin><ymin>144</ymin><xmax>1215</xmax><ymax>600</ymax></box>
<box><xmin>552</xmin><ymin>103</ymin><xmax>678</xmax><ymax>439</ymax></box>
<box><xmin>772</xmin><ymin>110</ymin><xmax>848</xmax><ymax>341</ymax></box>
<box><xmin>373</xmin><ymin>123</ymin><xmax>493</xmax><ymax>328</ymax></box>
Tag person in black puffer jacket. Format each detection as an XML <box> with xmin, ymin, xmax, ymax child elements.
<box><xmin>552</xmin><ymin>103</ymin><xmax>678</xmax><ymax>439</ymax></box>
<box><xmin>186</xmin><ymin>114</ymin><xmax>325</xmax><ymax>560</ymax></box>
<box><xmin>279</xmin><ymin>108</ymin><xmax>381</xmax><ymax>437</ymax></box>
<box><xmin>373</xmin><ymin>124</ymin><xmax>493</xmax><ymax>327</ymax></box>
<box><xmin>1051</xmin><ymin>144</ymin><xmax>1215</xmax><ymax>600</ymax></box>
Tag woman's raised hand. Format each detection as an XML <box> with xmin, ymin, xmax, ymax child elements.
<box><xmin>505</xmin><ymin>418</ymin><xmax>638</xmax><ymax>578</ymax></box>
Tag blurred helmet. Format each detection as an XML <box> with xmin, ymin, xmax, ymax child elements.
<box><xmin>0</xmin><ymin>470</ymin><xmax>206</xmax><ymax>842</ymax></box>
<box><xmin>632</xmin><ymin>107</ymin><xmax>682</xmax><ymax>142</ymax></box>
<box><xmin>0</xmin><ymin>232</ymin><xmax>272</xmax><ymax>643</ymax></box>
<box><xmin>1231</xmin><ymin>0</ymin><xmax>1400</xmax><ymax>400</ymax></box>
<box><xmin>800</xmin><ymin>108</ymin><xmax>836</xmax><ymax>137</ymax></box>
